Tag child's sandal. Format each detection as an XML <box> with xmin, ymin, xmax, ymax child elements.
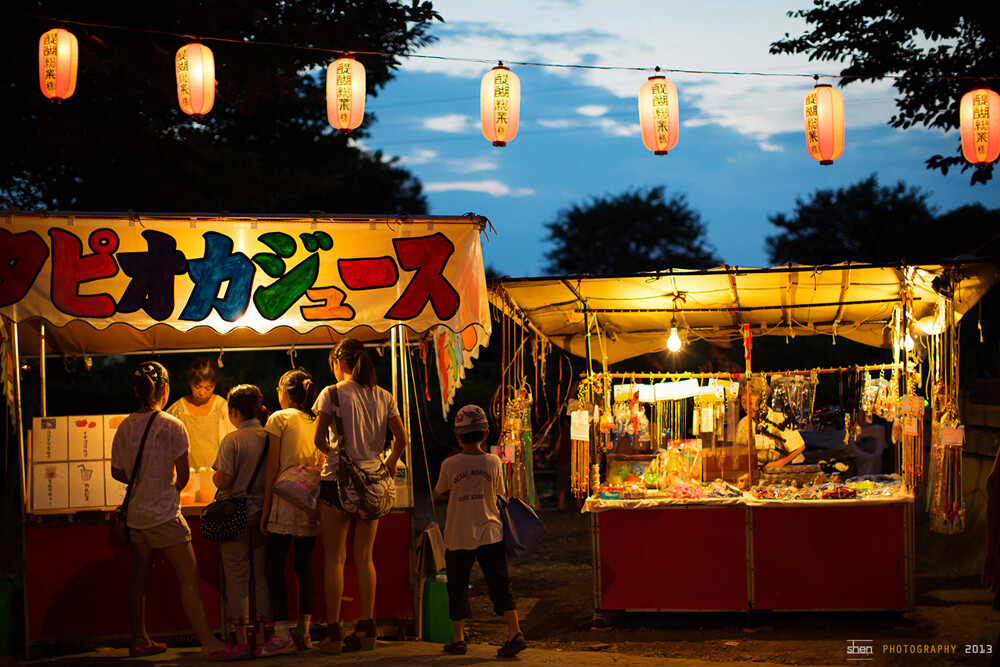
<box><xmin>443</xmin><ymin>640</ymin><xmax>468</xmax><ymax>655</ymax></box>
<box><xmin>319</xmin><ymin>622</ymin><xmax>342</xmax><ymax>655</ymax></box>
<box><xmin>342</xmin><ymin>619</ymin><xmax>376</xmax><ymax>651</ymax></box>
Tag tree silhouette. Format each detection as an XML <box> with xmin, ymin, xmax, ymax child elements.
<box><xmin>0</xmin><ymin>1</ymin><xmax>440</xmax><ymax>213</ymax></box>
<box><xmin>543</xmin><ymin>187</ymin><xmax>719</xmax><ymax>275</ymax></box>
<box><xmin>771</xmin><ymin>1</ymin><xmax>1000</xmax><ymax>184</ymax></box>
<box><xmin>766</xmin><ymin>174</ymin><xmax>1000</xmax><ymax>265</ymax></box>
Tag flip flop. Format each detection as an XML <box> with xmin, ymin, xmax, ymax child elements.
<box><xmin>129</xmin><ymin>640</ymin><xmax>167</xmax><ymax>657</ymax></box>
<box><xmin>204</xmin><ymin>644</ymin><xmax>251</xmax><ymax>661</ymax></box>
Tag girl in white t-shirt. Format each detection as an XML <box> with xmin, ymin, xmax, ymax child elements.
<box><xmin>257</xmin><ymin>369</ymin><xmax>323</xmax><ymax>656</ymax></box>
<box><xmin>110</xmin><ymin>362</ymin><xmax>230</xmax><ymax>660</ymax></box>
<box><xmin>312</xmin><ymin>338</ymin><xmax>408</xmax><ymax>654</ymax></box>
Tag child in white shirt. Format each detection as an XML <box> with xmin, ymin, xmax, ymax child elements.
<box><xmin>434</xmin><ymin>405</ymin><xmax>526</xmax><ymax>657</ymax></box>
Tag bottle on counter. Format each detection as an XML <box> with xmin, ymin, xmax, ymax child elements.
<box><xmin>180</xmin><ymin>467</ymin><xmax>197</xmax><ymax>505</ymax></box>
<box><xmin>198</xmin><ymin>466</ymin><xmax>216</xmax><ymax>503</ymax></box>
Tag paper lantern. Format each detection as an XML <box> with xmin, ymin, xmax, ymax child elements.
<box><xmin>804</xmin><ymin>83</ymin><xmax>844</xmax><ymax>164</ymax></box>
<box><xmin>326</xmin><ymin>57</ymin><xmax>366</xmax><ymax>133</ymax></box>
<box><xmin>175</xmin><ymin>43</ymin><xmax>215</xmax><ymax>117</ymax></box>
<box><xmin>38</xmin><ymin>28</ymin><xmax>78</xmax><ymax>101</ymax></box>
<box><xmin>961</xmin><ymin>88</ymin><xmax>1000</xmax><ymax>167</ymax></box>
<box><xmin>639</xmin><ymin>75</ymin><xmax>679</xmax><ymax>155</ymax></box>
<box><xmin>481</xmin><ymin>64</ymin><xmax>520</xmax><ymax>147</ymax></box>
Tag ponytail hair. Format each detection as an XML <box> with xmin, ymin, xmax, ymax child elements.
<box><xmin>227</xmin><ymin>384</ymin><xmax>268</xmax><ymax>423</ymax></box>
<box><xmin>330</xmin><ymin>337</ymin><xmax>376</xmax><ymax>389</ymax></box>
<box><xmin>133</xmin><ymin>361</ymin><xmax>169</xmax><ymax>411</ymax></box>
<box><xmin>278</xmin><ymin>368</ymin><xmax>317</xmax><ymax>417</ymax></box>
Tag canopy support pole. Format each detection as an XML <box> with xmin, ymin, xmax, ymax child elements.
<box><xmin>39</xmin><ymin>324</ymin><xmax>45</xmax><ymax>417</ymax></box>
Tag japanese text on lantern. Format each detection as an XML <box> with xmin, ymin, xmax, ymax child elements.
<box><xmin>176</xmin><ymin>52</ymin><xmax>190</xmax><ymax>108</ymax></box>
<box><xmin>41</xmin><ymin>32</ymin><xmax>59</xmax><ymax>94</ymax></box>
<box><xmin>494</xmin><ymin>72</ymin><xmax>510</xmax><ymax>140</ymax></box>
<box><xmin>973</xmin><ymin>92</ymin><xmax>991</xmax><ymax>161</ymax></box>
<box><xmin>336</xmin><ymin>62</ymin><xmax>353</xmax><ymax>122</ymax></box>
<box><xmin>804</xmin><ymin>90</ymin><xmax>819</xmax><ymax>153</ymax></box>
<box><xmin>651</xmin><ymin>81</ymin><xmax>671</xmax><ymax>147</ymax></box>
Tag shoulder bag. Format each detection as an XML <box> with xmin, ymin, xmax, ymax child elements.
<box><xmin>200</xmin><ymin>440</ymin><xmax>269</xmax><ymax>542</ymax></box>
<box><xmin>109</xmin><ymin>412</ymin><xmax>159</xmax><ymax>547</ymax></box>
<box><xmin>331</xmin><ymin>386</ymin><xmax>395</xmax><ymax>520</ymax></box>
<box><xmin>273</xmin><ymin>461</ymin><xmax>321</xmax><ymax>513</ymax></box>
<box><xmin>496</xmin><ymin>494</ymin><xmax>546</xmax><ymax>556</ymax></box>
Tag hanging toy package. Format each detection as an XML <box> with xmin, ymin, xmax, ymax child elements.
<box><xmin>929</xmin><ymin>420</ymin><xmax>965</xmax><ymax>534</ymax></box>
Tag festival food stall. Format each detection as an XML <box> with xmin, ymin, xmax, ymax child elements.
<box><xmin>0</xmin><ymin>211</ymin><xmax>490</xmax><ymax>645</ymax></box>
<box><xmin>490</xmin><ymin>261</ymin><xmax>998</xmax><ymax>615</ymax></box>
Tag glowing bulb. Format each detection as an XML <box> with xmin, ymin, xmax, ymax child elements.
<box><xmin>667</xmin><ymin>326</ymin><xmax>682</xmax><ymax>352</ymax></box>
<box><xmin>904</xmin><ymin>333</ymin><xmax>914</xmax><ymax>352</ymax></box>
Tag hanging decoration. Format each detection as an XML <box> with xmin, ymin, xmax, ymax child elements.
<box><xmin>960</xmin><ymin>87</ymin><xmax>1000</xmax><ymax>167</ymax></box>
<box><xmin>638</xmin><ymin>71</ymin><xmax>679</xmax><ymax>155</ymax></box>
<box><xmin>326</xmin><ymin>56</ymin><xmax>366</xmax><ymax>133</ymax></box>
<box><xmin>38</xmin><ymin>28</ymin><xmax>78</xmax><ymax>101</ymax></box>
<box><xmin>175</xmin><ymin>42</ymin><xmax>215</xmax><ymax>118</ymax></box>
<box><xmin>481</xmin><ymin>63</ymin><xmax>520</xmax><ymax>147</ymax></box>
<box><xmin>804</xmin><ymin>82</ymin><xmax>844</xmax><ymax>164</ymax></box>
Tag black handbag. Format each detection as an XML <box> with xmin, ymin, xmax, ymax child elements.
<box><xmin>200</xmin><ymin>440</ymin><xmax>269</xmax><ymax>543</ymax></box>
<box><xmin>109</xmin><ymin>412</ymin><xmax>159</xmax><ymax>547</ymax></box>
<box><xmin>330</xmin><ymin>386</ymin><xmax>395</xmax><ymax>520</ymax></box>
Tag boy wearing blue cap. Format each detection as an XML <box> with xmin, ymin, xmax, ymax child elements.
<box><xmin>434</xmin><ymin>405</ymin><xmax>526</xmax><ymax>657</ymax></box>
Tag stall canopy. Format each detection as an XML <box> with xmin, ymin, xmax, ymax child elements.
<box><xmin>0</xmin><ymin>212</ymin><xmax>491</xmax><ymax>357</ymax></box>
<box><xmin>491</xmin><ymin>262</ymin><xmax>999</xmax><ymax>364</ymax></box>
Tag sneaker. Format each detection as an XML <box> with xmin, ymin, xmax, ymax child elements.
<box><xmin>291</xmin><ymin>628</ymin><xmax>313</xmax><ymax>651</ymax></box>
<box><xmin>255</xmin><ymin>634</ymin><xmax>296</xmax><ymax>657</ymax></box>
<box><xmin>443</xmin><ymin>640</ymin><xmax>468</xmax><ymax>655</ymax></box>
<box><xmin>497</xmin><ymin>632</ymin><xmax>526</xmax><ymax>657</ymax></box>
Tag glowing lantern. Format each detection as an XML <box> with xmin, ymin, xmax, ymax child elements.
<box><xmin>326</xmin><ymin>57</ymin><xmax>366</xmax><ymax>133</ymax></box>
<box><xmin>639</xmin><ymin>74</ymin><xmax>679</xmax><ymax>155</ymax></box>
<box><xmin>175</xmin><ymin>43</ymin><xmax>215</xmax><ymax>117</ymax></box>
<box><xmin>804</xmin><ymin>83</ymin><xmax>844</xmax><ymax>164</ymax></box>
<box><xmin>38</xmin><ymin>28</ymin><xmax>78</xmax><ymax>101</ymax></box>
<box><xmin>960</xmin><ymin>88</ymin><xmax>1000</xmax><ymax>167</ymax></box>
<box><xmin>481</xmin><ymin>64</ymin><xmax>520</xmax><ymax>146</ymax></box>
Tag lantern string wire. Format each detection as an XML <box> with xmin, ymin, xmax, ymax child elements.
<box><xmin>21</xmin><ymin>12</ymin><xmax>999</xmax><ymax>82</ymax></box>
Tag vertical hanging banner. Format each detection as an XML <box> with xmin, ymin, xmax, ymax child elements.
<box><xmin>0</xmin><ymin>214</ymin><xmax>491</xmax><ymax>354</ymax></box>
<box><xmin>433</xmin><ymin>325</ymin><xmax>487</xmax><ymax>419</ymax></box>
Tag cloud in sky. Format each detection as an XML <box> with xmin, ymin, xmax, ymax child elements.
<box><xmin>424</xmin><ymin>180</ymin><xmax>536</xmax><ymax>197</ymax></box>
<box><xmin>408</xmin><ymin>0</ymin><xmax>904</xmax><ymax>150</ymax></box>
<box><xmin>423</xmin><ymin>113</ymin><xmax>473</xmax><ymax>133</ymax></box>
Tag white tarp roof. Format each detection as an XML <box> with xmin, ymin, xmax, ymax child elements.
<box><xmin>492</xmin><ymin>262</ymin><xmax>999</xmax><ymax>364</ymax></box>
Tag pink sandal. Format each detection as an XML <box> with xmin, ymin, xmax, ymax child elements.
<box><xmin>204</xmin><ymin>643</ymin><xmax>251</xmax><ymax>661</ymax></box>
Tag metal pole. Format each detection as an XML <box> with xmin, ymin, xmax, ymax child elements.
<box><xmin>12</xmin><ymin>321</ymin><xmax>32</xmax><ymax>653</ymax></box>
<box><xmin>39</xmin><ymin>324</ymin><xmax>45</xmax><ymax>417</ymax></box>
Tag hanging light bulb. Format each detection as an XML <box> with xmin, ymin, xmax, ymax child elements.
<box><xmin>327</xmin><ymin>56</ymin><xmax>366</xmax><ymax>133</ymax></box>
<box><xmin>38</xmin><ymin>28</ymin><xmax>78</xmax><ymax>101</ymax></box>
<box><xmin>638</xmin><ymin>69</ymin><xmax>679</xmax><ymax>155</ymax></box>
<box><xmin>481</xmin><ymin>62</ymin><xmax>520</xmax><ymax>146</ymax></box>
<box><xmin>667</xmin><ymin>315</ymin><xmax>683</xmax><ymax>352</ymax></box>
<box><xmin>175</xmin><ymin>42</ymin><xmax>215</xmax><ymax>118</ymax></box>
<box><xmin>904</xmin><ymin>332</ymin><xmax>915</xmax><ymax>352</ymax></box>
<box><xmin>804</xmin><ymin>81</ymin><xmax>844</xmax><ymax>164</ymax></box>
<box><xmin>960</xmin><ymin>87</ymin><xmax>1000</xmax><ymax>167</ymax></box>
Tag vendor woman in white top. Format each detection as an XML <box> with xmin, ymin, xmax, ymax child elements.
<box><xmin>166</xmin><ymin>357</ymin><xmax>235</xmax><ymax>470</ymax></box>
<box><xmin>735</xmin><ymin>379</ymin><xmax>805</xmax><ymax>469</ymax></box>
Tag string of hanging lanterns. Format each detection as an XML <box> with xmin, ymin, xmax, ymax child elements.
<box><xmin>34</xmin><ymin>25</ymin><xmax>1000</xmax><ymax>167</ymax></box>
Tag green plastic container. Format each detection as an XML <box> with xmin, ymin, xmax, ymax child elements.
<box><xmin>421</xmin><ymin>570</ymin><xmax>453</xmax><ymax>644</ymax></box>
<box><xmin>0</xmin><ymin>577</ymin><xmax>24</xmax><ymax>656</ymax></box>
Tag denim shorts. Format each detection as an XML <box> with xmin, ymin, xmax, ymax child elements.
<box><xmin>318</xmin><ymin>480</ymin><xmax>343</xmax><ymax>510</ymax></box>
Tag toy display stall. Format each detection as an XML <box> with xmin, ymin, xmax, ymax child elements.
<box><xmin>491</xmin><ymin>262</ymin><xmax>998</xmax><ymax>615</ymax></box>
<box><xmin>0</xmin><ymin>212</ymin><xmax>491</xmax><ymax>645</ymax></box>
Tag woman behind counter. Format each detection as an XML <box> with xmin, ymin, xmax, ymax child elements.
<box><xmin>167</xmin><ymin>357</ymin><xmax>235</xmax><ymax>470</ymax></box>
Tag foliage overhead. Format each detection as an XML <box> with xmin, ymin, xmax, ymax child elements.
<box><xmin>0</xmin><ymin>1</ymin><xmax>441</xmax><ymax>213</ymax></box>
<box><xmin>770</xmin><ymin>1</ymin><xmax>1000</xmax><ymax>184</ymax></box>
<box><xmin>543</xmin><ymin>187</ymin><xmax>719</xmax><ymax>276</ymax></box>
<box><xmin>765</xmin><ymin>174</ymin><xmax>1000</xmax><ymax>264</ymax></box>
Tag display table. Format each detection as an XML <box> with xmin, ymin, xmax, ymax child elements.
<box><xmin>589</xmin><ymin>497</ymin><xmax>913</xmax><ymax>613</ymax></box>
<box><xmin>25</xmin><ymin>510</ymin><xmax>413</xmax><ymax>642</ymax></box>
